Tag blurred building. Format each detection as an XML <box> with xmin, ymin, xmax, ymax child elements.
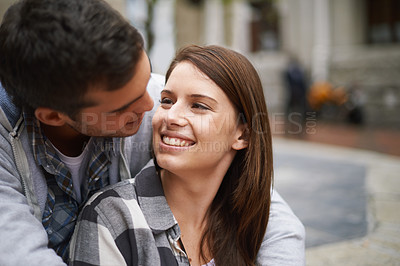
<box><xmin>172</xmin><ymin>0</ymin><xmax>400</xmax><ymax>127</ymax></box>
<box><xmin>1</xmin><ymin>0</ymin><xmax>399</xmax><ymax>127</ymax></box>
<box><xmin>0</xmin><ymin>0</ymin><xmax>15</xmax><ymax>20</ymax></box>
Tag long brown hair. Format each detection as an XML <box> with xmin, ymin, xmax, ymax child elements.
<box><xmin>165</xmin><ymin>45</ymin><xmax>273</xmax><ymax>265</ymax></box>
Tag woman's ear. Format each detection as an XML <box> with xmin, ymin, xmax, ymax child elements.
<box><xmin>34</xmin><ymin>107</ymin><xmax>68</xmax><ymax>127</ymax></box>
<box><xmin>232</xmin><ymin>124</ymin><xmax>249</xmax><ymax>150</ymax></box>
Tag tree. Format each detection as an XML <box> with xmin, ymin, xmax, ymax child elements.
<box><xmin>145</xmin><ymin>0</ymin><xmax>158</xmax><ymax>51</ymax></box>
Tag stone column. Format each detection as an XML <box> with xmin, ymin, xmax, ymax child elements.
<box><xmin>175</xmin><ymin>0</ymin><xmax>204</xmax><ymax>48</ymax></box>
<box><xmin>204</xmin><ymin>0</ymin><xmax>225</xmax><ymax>45</ymax></box>
<box><xmin>311</xmin><ymin>0</ymin><xmax>331</xmax><ymax>82</ymax></box>
<box><xmin>148</xmin><ymin>0</ymin><xmax>176</xmax><ymax>75</ymax></box>
<box><xmin>231</xmin><ymin>0</ymin><xmax>251</xmax><ymax>53</ymax></box>
<box><xmin>127</xmin><ymin>0</ymin><xmax>147</xmax><ymax>34</ymax></box>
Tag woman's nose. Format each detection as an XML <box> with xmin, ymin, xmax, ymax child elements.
<box><xmin>166</xmin><ymin>102</ymin><xmax>188</xmax><ymax>127</ymax></box>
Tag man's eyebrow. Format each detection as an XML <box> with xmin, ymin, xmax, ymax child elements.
<box><xmin>107</xmin><ymin>91</ymin><xmax>146</xmax><ymax>113</ymax></box>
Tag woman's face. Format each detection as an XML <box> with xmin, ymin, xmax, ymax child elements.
<box><xmin>152</xmin><ymin>62</ymin><xmax>246</xmax><ymax>177</ymax></box>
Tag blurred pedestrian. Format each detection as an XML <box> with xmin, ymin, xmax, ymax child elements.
<box><xmin>283</xmin><ymin>56</ymin><xmax>308</xmax><ymax>135</ymax></box>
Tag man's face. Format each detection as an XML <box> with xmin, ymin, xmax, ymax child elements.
<box><xmin>64</xmin><ymin>50</ymin><xmax>154</xmax><ymax>137</ymax></box>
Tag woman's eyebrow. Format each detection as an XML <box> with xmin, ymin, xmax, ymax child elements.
<box><xmin>190</xmin><ymin>94</ymin><xmax>218</xmax><ymax>103</ymax></box>
<box><xmin>161</xmin><ymin>90</ymin><xmax>217</xmax><ymax>103</ymax></box>
<box><xmin>161</xmin><ymin>89</ymin><xmax>173</xmax><ymax>95</ymax></box>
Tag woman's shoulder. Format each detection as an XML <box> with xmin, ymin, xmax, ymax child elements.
<box><xmin>256</xmin><ymin>189</ymin><xmax>305</xmax><ymax>265</ymax></box>
<box><xmin>81</xmin><ymin>178</ymin><xmax>138</xmax><ymax>218</ymax></box>
<box><xmin>81</xmin><ymin>160</ymin><xmax>158</xmax><ymax>218</ymax></box>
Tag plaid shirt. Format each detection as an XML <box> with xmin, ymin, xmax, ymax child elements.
<box><xmin>24</xmin><ymin>112</ymin><xmax>112</xmax><ymax>262</ymax></box>
<box><xmin>68</xmin><ymin>162</ymin><xmax>305</xmax><ymax>266</ymax></box>
<box><xmin>69</xmin><ymin>160</ymin><xmax>196</xmax><ymax>266</ymax></box>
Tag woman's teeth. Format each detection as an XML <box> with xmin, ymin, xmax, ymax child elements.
<box><xmin>163</xmin><ymin>136</ymin><xmax>191</xmax><ymax>147</ymax></box>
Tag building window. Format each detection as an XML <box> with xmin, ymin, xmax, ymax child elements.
<box><xmin>249</xmin><ymin>0</ymin><xmax>280</xmax><ymax>52</ymax></box>
<box><xmin>366</xmin><ymin>0</ymin><xmax>400</xmax><ymax>44</ymax></box>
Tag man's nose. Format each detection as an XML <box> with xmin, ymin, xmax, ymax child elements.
<box><xmin>140</xmin><ymin>91</ymin><xmax>154</xmax><ymax>112</ymax></box>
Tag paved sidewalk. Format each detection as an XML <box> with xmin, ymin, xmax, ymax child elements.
<box><xmin>273</xmin><ymin>138</ymin><xmax>400</xmax><ymax>266</ymax></box>
<box><xmin>275</xmin><ymin>121</ymin><xmax>400</xmax><ymax>157</ymax></box>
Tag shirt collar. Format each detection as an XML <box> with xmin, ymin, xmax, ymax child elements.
<box><xmin>135</xmin><ymin>160</ymin><xmax>178</xmax><ymax>234</ymax></box>
<box><xmin>22</xmin><ymin>110</ymin><xmax>115</xmax><ymax>172</ymax></box>
<box><xmin>23</xmin><ymin>110</ymin><xmax>54</xmax><ymax>169</ymax></box>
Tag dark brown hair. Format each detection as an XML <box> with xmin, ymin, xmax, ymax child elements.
<box><xmin>166</xmin><ymin>45</ymin><xmax>273</xmax><ymax>265</ymax></box>
<box><xmin>0</xmin><ymin>0</ymin><xmax>144</xmax><ymax>118</ymax></box>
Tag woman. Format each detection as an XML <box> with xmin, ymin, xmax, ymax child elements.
<box><xmin>70</xmin><ymin>45</ymin><xmax>302</xmax><ymax>266</ymax></box>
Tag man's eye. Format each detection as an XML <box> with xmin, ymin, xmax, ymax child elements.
<box><xmin>115</xmin><ymin>108</ymin><xmax>127</xmax><ymax>115</ymax></box>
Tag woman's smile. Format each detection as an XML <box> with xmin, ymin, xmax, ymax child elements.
<box><xmin>162</xmin><ymin>136</ymin><xmax>193</xmax><ymax>147</ymax></box>
<box><xmin>159</xmin><ymin>130</ymin><xmax>196</xmax><ymax>151</ymax></box>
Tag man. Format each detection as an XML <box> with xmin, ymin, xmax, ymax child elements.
<box><xmin>0</xmin><ymin>0</ymin><xmax>305</xmax><ymax>265</ymax></box>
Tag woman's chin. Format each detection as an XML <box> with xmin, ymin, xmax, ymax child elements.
<box><xmin>156</xmin><ymin>159</ymin><xmax>186</xmax><ymax>175</ymax></box>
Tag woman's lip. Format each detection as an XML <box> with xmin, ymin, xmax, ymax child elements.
<box><xmin>157</xmin><ymin>131</ymin><xmax>196</xmax><ymax>150</ymax></box>
<box><xmin>162</xmin><ymin>135</ymin><xmax>195</xmax><ymax>147</ymax></box>
<box><xmin>158</xmin><ymin>138</ymin><xmax>193</xmax><ymax>151</ymax></box>
<box><xmin>160</xmin><ymin>131</ymin><xmax>196</xmax><ymax>143</ymax></box>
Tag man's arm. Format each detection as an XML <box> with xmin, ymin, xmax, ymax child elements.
<box><xmin>0</xmin><ymin>147</ymin><xmax>65</xmax><ymax>265</ymax></box>
<box><xmin>256</xmin><ymin>190</ymin><xmax>306</xmax><ymax>266</ymax></box>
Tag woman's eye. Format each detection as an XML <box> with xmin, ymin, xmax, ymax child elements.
<box><xmin>192</xmin><ymin>103</ymin><xmax>210</xmax><ymax>110</ymax></box>
<box><xmin>160</xmin><ymin>98</ymin><xmax>173</xmax><ymax>105</ymax></box>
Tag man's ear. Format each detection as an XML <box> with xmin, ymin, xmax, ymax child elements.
<box><xmin>34</xmin><ymin>107</ymin><xmax>68</xmax><ymax>126</ymax></box>
<box><xmin>232</xmin><ymin>124</ymin><xmax>249</xmax><ymax>151</ymax></box>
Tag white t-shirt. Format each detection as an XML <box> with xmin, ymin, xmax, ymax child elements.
<box><xmin>48</xmin><ymin>140</ymin><xmax>90</xmax><ymax>204</ymax></box>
